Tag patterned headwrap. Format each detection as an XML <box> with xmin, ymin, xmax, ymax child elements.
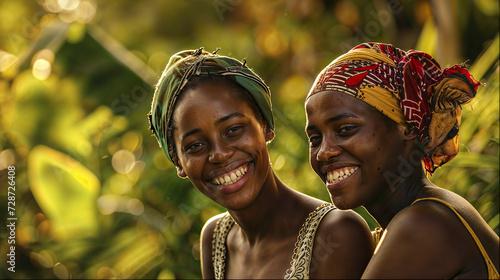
<box><xmin>149</xmin><ymin>48</ymin><xmax>273</xmax><ymax>163</ymax></box>
<box><xmin>307</xmin><ymin>43</ymin><xmax>481</xmax><ymax>174</ymax></box>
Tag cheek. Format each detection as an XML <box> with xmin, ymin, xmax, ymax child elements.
<box><xmin>242</xmin><ymin>127</ymin><xmax>267</xmax><ymax>151</ymax></box>
<box><xmin>348</xmin><ymin>135</ymin><xmax>388</xmax><ymax>173</ymax></box>
<box><xmin>181</xmin><ymin>158</ymin><xmax>204</xmax><ymax>178</ymax></box>
<box><xmin>309</xmin><ymin>151</ymin><xmax>320</xmax><ymax>171</ymax></box>
<box><xmin>364</xmin><ymin>140</ymin><xmax>403</xmax><ymax>178</ymax></box>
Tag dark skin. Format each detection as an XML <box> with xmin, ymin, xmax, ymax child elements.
<box><xmin>172</xmin><ymin>80</ymin><xmax>374</xmax><ymax>279</ymax></box>
<box><xmin>305</xmin><ymin>90</ymin><xmax>500</xmax><ymax>279</ymax></box>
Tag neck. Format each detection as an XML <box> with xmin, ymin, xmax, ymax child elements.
<box><xmin>364</xmin><ymin>166</ymin><xmax>429</xmax><ymax>229</ymax></box>
<box><xmin>227</xmin><ymin>171</ymin><xmax>305</xmax><ymax>245</ymax></box>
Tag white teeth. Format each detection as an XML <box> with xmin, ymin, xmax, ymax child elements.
<box><xmin>326</xmin><ymin>166</ymin><xmax>358</xmax><ymax>184</ymax></box>
<box><xmin>212</xmin><ymin>165</ymin><xmax>248</xmax><ymax>185</ymax></box>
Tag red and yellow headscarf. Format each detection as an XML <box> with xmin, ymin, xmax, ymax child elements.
<box><xmin>307</xmin><ymin>43</ymin><xmax>482</xmax><ymax>174</ymax></box>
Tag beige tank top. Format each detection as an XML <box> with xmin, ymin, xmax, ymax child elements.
<box><xmin>211</xmin><ymin>203</ymin><xmax>336</xmax><ymax>279</ymax></box>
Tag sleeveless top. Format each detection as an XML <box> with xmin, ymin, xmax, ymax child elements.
<box><xmin>211</xmin><ymin>203</ymin><xmax>336</xmax><ymax>279</ymax></box>
<box><xmin>371</xmin><ymin>197</ymin><xmax>499</xmax><ymax>279</ymax></box>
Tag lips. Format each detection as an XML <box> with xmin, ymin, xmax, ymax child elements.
<box><xmin>325</xmin><ymin>166</ymin><xmax>358</xmax><ymax>184</ymax></box>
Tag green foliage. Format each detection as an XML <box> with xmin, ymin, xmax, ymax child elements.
<box><xmin>0</xmin><ymin>1</ymin><xmax>498</xmax><ymax>279</ymax></box>
<box><xmin>28</xmin><ymin>145</ymin><xmax>100</xmax><ymax>240</ymax></box>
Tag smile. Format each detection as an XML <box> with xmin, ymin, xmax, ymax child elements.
<box><xmin>326</xmin><ymin>166</ymin><xmax>358</xmax><ymax>184</ymax></box>
<box><xmin>211</xmin><ymin>164</ymin><xmax>249</xmax><ymax>186</ymax></box>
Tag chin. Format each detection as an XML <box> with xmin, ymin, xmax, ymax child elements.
<box><xmin>329</xmin><ymin>196</ymin><xmax>356</xmax><ymax>210</ymax></box>
<box><xmin>332</xmin><ymin>203</ymin><xmax>352</xmax><ymax>210</ymax></box>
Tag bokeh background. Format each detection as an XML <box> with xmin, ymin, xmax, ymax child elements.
<box><xmin>0</xmin><ymin>0</ymin><xmax>498</xmax><ymax>279</ymax></box>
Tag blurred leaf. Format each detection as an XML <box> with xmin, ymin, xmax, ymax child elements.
<box><xmin>474</xmin><ymin>0</ymin><xmax>500</xmax><ymax>16</ymax></box>
<box><xmin>488</xmin><ymin>213</ymin><xmax>500</xmax><ymax>231</ymax></box>
<box><xmin>469</xmin><ymin>33</ymin><xmax>499</xmax><ymax>80</ymax></box>
<box><xmin>28</xmin><ymin>145</ymin><xmax>100</xmax><ymax>240</ymax></box>
<box><xmin>415</xmin><ymin>18</ymin><xmax>438</xmax><ymax>56</ymax></box>
<box><xmin>445</xmin><ymin>153</ymin><xmax>499</xmax><ymax>169</ymax></box>
<box><xmin>16</xmin><ymin>19</ymin><xmax>70</xmax><ymax>71</ymax></box>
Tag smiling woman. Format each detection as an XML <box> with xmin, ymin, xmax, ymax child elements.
<box><xmin>305</xmin><ymin>42</ymin><xmax>500</xmax><ymax>279</ymax></box>
<box><xmin>148</xmin><ymin>48</ymin><xmax>374</xmax><ymax>279</ymax></box>
<box><xmin>172</xmin><ymin>79</ymin><xmax>272</xmax><ymax>210</ymax></box>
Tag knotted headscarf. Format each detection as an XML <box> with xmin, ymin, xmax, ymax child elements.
<box><xmin>149</xmin><ymin>48</ymin><xmax>273</xmax><ymax>162</ymax></box>
<box><xmin>307</xmin><ymin>43</ymin><xmax>481</xmax><ymax>174</ymax></box>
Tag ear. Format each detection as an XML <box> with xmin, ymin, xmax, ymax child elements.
<box><xmin>173</xmin><ymin>158</ymin><xmax>187</xmax><ymax>178</ymax></box>
<box><xmin>264</xmin><ymin>125</ymin><xmax>275</xmax><ymax>142</ymax></box>
<box><xmin>400</xmin><ymin>125</ymin><xmax>418</xmax><ymax>140</ymax></box>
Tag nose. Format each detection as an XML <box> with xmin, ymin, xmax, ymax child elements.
<box><xmin>316</xmin><ymin>137</ymin><xmax>341</xmax><ymax>162</ymax></box>
<box><xmin>208</xmin><ymin>139</ymin><xmax>234</xmax><ymax>163</ymax></box>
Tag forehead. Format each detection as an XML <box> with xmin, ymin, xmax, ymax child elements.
<box><xmin>173</xmin><ymin>81</ymin><xmax>255</xmax><ymax>124</ymax></box>
<box><xmin>306</xmin><ymin>91</ymin><xmax>371</xmax><ymax>117</ymax></box>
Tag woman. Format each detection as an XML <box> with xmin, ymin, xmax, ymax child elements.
<box><xmin>305</xmin><ymin>42</ymin><xmax>499</xmax><ymax>279</ymax></box>
<box><xmin>149</xmin><ymin>48</ymin><xmax>374</xmax><ymax>279</ymax></box>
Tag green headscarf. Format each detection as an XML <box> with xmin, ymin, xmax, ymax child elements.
<box><xmin>148</xmin><ymin>48</ymin><xmax>274</xmax><ymax>162</ymax></box>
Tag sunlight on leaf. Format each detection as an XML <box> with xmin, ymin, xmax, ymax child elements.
<box><xmin>415</xmin><ymin>18</ymin><xmax>437</xmax><ymax>56</ymax></box>
<box><xmin>28</xmin><ymin>145</ymin><xmax>100</xmax><ymax>240</ymax></box>
<box><xmin>469</xmin><ymin>33</ymin><xmax>499</xmax><ymax>80</ymax></box>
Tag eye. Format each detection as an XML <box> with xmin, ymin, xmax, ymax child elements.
<box><xmin>337</xmin><ymin>125</ymin><xmax>357</xmax><ymax>136</ymax></box>
<box><xmin>308</xmin><ymin>135</ymin><xmax>321</xmax><ymax>148</ymax></box>
<box><xmin>184</xmin><ymin>142</ymin><xmax>204</xmax><ymax>153</ymax></box>
<box><xmin>226</xmin><ymin>125</ymin><xmax>243</xmax><ymax>137</ymax></box>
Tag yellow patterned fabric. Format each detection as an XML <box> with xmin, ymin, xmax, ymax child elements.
<box><xmin>411</xmin><ymin>197</ymin><xmax>499</xmax><ymax>279</ymax></box>
<box><xmin>211</xmin><ymin>203</ymin><xmax>336</xmax><ymax>279</ymax></box>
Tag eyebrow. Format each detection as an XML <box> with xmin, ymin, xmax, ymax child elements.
<box><xmin>306</xmin><ymin>112</ymin><xmax>358</xmax><ymax>132</ymax></box>
<box><xmin>180</xmin><ymin>128</ymin><xmax>202</xmax><ymax>142</ymax></box>
<box><xmin>214</xmin><ymin>112</ymin><xmax>247</xmax><ymax>126</ymax></box>
<box><xmin>180</xmin><ymin>112</ymin><xmax>247</xmax><ymax>141</ymax></box>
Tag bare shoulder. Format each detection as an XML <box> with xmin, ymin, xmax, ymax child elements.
<box><xmin>362</xmin><ymin>201</ymin><xmax>466</xmax><ymax>279</ymax></box>
<box><xmin>201</xmin><ymin>212</ymin><xmax>226</xmax><ymax>240</ymax></box>
<box><xmin>311</xmin><ymin>208</ymin><xmax>374</xmax><ymax>279</ymax></box>
<box><xmin>317</xmin><ymin>209</ymin><xmax>373</xmax><ymax>246</ymax></box>
<box><xmin>200</xmin><ymin>212</ymin><xmax>227</xmax><ymax>279</ymax></box>
<box><xmin>318</xmin><ymin>208</ymin><xmax>373</xmax><ymax>241</ymax></box>
<box><xmin>395</xmin><ymin>199</ymin><xmax>462</xmax><ymax>229</ymax></box>
<box><xmin>388</xmin><ymin>199</ymin><xmax>472</xmax><ymax>246</ymax></box>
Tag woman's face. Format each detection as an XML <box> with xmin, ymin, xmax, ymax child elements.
<box><xmin>305</xmin><ymin>91</ymin><xmax>408</xmax><ymax>210</ymax></box>
<box><xmin>172</xmin><ymin>80</ymin><xmax>273</xmax><ymax>210</ymax></box>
